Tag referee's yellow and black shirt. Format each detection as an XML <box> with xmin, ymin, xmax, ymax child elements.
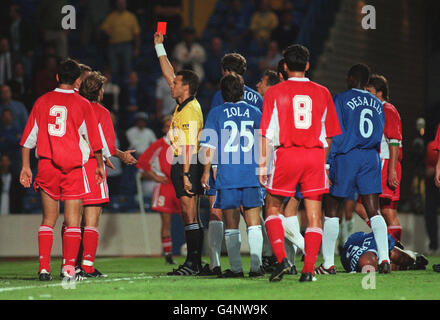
<box><xmin>168</xmin><ymin>96</ymin><xmax>204</xmax><ymax>157</ymax></box>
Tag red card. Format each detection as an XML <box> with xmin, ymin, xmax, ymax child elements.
<box><xmin>157</xmin><ymin>22</ymin><xmax>167</xmax><ymax>35</ymax></box>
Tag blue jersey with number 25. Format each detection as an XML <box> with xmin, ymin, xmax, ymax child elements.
<box><xmin>200</xmin><ymin>101</ymin><xmax>262</xmax><ymax>190</ymax></box>
<box><xmin>331</xmin><ymin>89</ymin><xmax>384</xmax><ymax>155</ymax></box>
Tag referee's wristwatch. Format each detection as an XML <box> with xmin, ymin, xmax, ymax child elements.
<box><xmin>183</xmin><ymin>172</ymin><xmax>191</xmax><ymax>179</ymax></box>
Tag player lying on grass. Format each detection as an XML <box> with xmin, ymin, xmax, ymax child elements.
<box><xmin>340</xmin><ymin>232</ymin><xmax>428</xmax><ymax>273</ymax></box>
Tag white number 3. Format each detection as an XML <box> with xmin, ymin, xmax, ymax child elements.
<box><xmin>48</xmin><ymin>106</ymin><xmax>68</xmax><ymax>137</ymax></box>
<box><xmin>293</xmin><ymin>95</ymin><xmax>312</xmax><ymax>129</ymax></box>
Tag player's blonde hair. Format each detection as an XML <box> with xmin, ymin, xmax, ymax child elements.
<box><xmin>79</xmin><ymin>71</ymin><xmax>107</xmax><ymax>102</ymax></box>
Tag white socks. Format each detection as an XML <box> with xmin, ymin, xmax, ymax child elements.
<box><xmin>285</xmin><ymin>238</ymin><xmax>297</xmax><ymax>266</ymax></box>
<box><xmin>340</xmin><ymin>218</ymin><xmax>354</xmax><ymax>246</ymax></box>
<box><xmin>208</xmin><ymin>221</ymin><xmax>224</xmax><ymax>270</ymax></box>
<box><xmin>322</xmin><ymin>217</ymin><xmax>340</xmax><ymax>269</ymax></box>
<box><xmin>282</xmin><ymin>215</ymin><xmax>305</xmax><ymax>254</ymax></box>
<box><xmin>247</xmin><ymin>225</ymin><xmax>263</xmax><ymax>272</ymax></box>
<box><xmin>370</xmin><ymin>215</ymin><xmax>390</xmax><ymax>264</ymax></box>
<box><xmin>225</xmin><ymin>229</ymin><xmax>242</xmax><ymax>273</ymax></box>
<box><xmin>261</xmin><ymin>216</ymin><xmax>273</xmax><ymax>257</ymax></box>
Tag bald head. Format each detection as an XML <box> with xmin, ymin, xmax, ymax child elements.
<box><xmin>357</xmin><ymin>251</ymin><xmax>378</xmax><ymax>272</ymax></box>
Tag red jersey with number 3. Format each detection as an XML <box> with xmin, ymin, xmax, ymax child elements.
<box><xmin>260</xmin><ymin>77</ymin><xmax>341</xmax><ymax>148</ymax></box>
<box><xmin>20</xmin><ymin>88</ymin><xmax>103</xmax><ymax>173</ymax></box>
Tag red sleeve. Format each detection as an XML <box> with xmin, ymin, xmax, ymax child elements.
<box><xmin>20</xmin><ymin>100</ymin><xmax>39</xmax><ymax>148</ymax></box>
<box><xmin>136</xmin><ymin>139</ymin><xmax>161</xmax><ymax>172</ymax></box>
<box><xmin>100</xmin><ymin>108</ymin><xmax>117</xmax><ymax>157</ymax></box>
<box><xmin>384</xmin><ymin>105</ymin><xmax>402</xmax><ymax>142</ymax></box>
<box><xmin>324</xmin><ymin>89</ymin><xmax>342</xmax><ymax>138</ymax></box>
<box><xmin>259</xmin><ymin>87</ymin><xmax>276</xmax><ymax>139</ymax></box>
<box><xmin>435</xmin><ymin>125</ymin><xmax>440</xmax><ymax>151</ymax></box>
<box><xmin>426</xmin><ymin>141</ymin><xmax>438</xmax><ymax>168</ymax></box>
<box><xmin>84</xmin><ymin>102</ymin><xmax>103</xmax><ymax>152</ymax></box>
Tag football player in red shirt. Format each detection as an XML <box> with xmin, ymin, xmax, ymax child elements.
<box><xmin>137</xmin><ymin>115</ymin><xmax>181</xmax><ymax>265</ymax></box>
<box><xmin>365</xmin><ymin>74</ymin><xmax>403</xmax><ymax>242</ymax></box>
<box><xmin>19</xmin><ymin>59</ymin><xmax>105</xmax><ymax>281</ymax></box>
<box><xmin>259</xmin><ymin>45</ymin><xmax>341</xmax><ymax>282</ymax></box>
<box><xmin>77</xmin><ymin>71</ymin><xmax>137</xmax><ymax>277</ymax></box>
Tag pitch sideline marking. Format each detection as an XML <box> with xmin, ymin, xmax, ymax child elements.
<box><xmin>0</xmin><ymin>275</ymin><xmax>154</xmax><ymax>293</ymax></box>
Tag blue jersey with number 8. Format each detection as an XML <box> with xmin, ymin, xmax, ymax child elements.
<box><xmin>331</xmin><ymin>89</ymin><xmax>384</xmax><ymax>155</ymax></box>
<box><xmin>200</xmin><ymin>101</ymin><xmax>262</xmax><ymax>190</ymax></box>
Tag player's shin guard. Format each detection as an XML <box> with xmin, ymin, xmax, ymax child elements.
<box><xmin>225</xmin><ymin>229</ymin><xmax>242</xmax><ymax>273</ymax></box>
<box><xmin>82</xmin><ymin>227</ymin><xmax>99</xmax><ymax>274</ymax></box>
<box><xmin>302</xmin><ymin>228</ymin><xmax>323</xmax><ymax>275</ymax></box>
<box><xmin>208</xmin><ymin>221</ymin><xmax>224</xmax><ymax>269</ymax></box>
<box><xmin>62</xmin><ymin>227</ymin><xmax>82</xmax><ymax>275</ymax></box>
<box><xmin>370</xmin><ymin>215</ymin><xmax>390</xmax><ymax>264</ymax></box>
<box><xmin>322</xmin><ymin>217</ymin><xmax>340</xmax><ymax>269</ymax></box>
<box><xmin>387</xmin><ymin>226</ymin><xmax>402</xmax><ymax>242</ymax></box>
<box><xmin>247</xmin><ymin>225</ymin><xmax>263</xmax><ymax>272</ymax></box>
<box><xmin>38</xmin><ymin>225</ymin><xmax>54</xmax><ymax>273</ymax></box>
<box><xmin>265</xmin><ymin>215</ymin><xmax>287</xmax><ymax>263</ymax></box>
<box><xmin>283</xmin><ymin>215</ymin><xmax>305</xmax><ymax>254</ymax></box>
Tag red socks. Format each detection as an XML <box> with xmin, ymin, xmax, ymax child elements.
<box><xmin>62</xmin><ymin>227</ymin><xmax>82</xmax><ymax>275</ymax></box>
<box><xmin>81</xmin><ymin>227</ymin><xmax>99</xmax><ymax>273</ymax></box>
<box><xmin>38</xmin><ymin>225</ymin><xmax>54</xmax><ymax>273</ymax></box>
<box><xmin>388</xmin><ymin>226</ymin><xmax>402</xmax><ymax>242</ymax></box>
<box><xmin>265</xmin><ymin>215</ymin><xmax>287</xmax><ymax>263</ymax></box>
<box><xmin>302</xmin><ymin>227</ymin><xmax>323</xmax><ymax>275</ymax></box>
<box><xmin>162</xmin><ymin>236</ymin><xmax>172</xmax><ymax>255</ymax></box>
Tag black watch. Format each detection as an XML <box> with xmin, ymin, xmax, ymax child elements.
<box><xmin>183</xmin><ymin>172</ymin><xmax>191</xmax><ymax>179</ymax></box>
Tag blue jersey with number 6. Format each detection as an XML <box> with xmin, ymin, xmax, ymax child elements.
<box><xmin>331</xmin><ymin>89</ymin><xmax>384</xmax><ymax>155</ymax></box>
<box><xmin>200</xmin><ymin>101</ymin><xmax>262</xmax><ymax>190</ymax></box>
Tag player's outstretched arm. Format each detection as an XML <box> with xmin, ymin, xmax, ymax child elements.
<box><xmin>258</xmin><ymin>135</ymin><xmax>270</xmax><ymax>187</ymax></box>
<box><xmin>116</xmin><ymin>149</ymin><xmax>138</xmax><ymax>165</ymax></box>
<box><xmin>435</xmin><ymin>151</ymin><xmax>440</xmax><ymax>188</ymax></box>
<box><xmin>154</xmin><ymin>33</ymin><xmax>175</xmax><ymax>89</ymax></box>
<box><xmin>20</xmin><ymin>147</ymin><xmax>32</xmax><ymax>188</ymax></box>
<box><xmin>200</xmin><ymin>146</ymin><xmax>214</xmax><ymax>190</ymax></box>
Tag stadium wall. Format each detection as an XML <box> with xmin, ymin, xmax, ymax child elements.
<box><xmin>0</xmin><ymin>213</ymin><xmax>432</xmax><ymax>258</ymax></box>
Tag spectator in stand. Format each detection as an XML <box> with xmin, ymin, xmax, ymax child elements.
<box><xmin>102</xmin><ymin>67</ymin><xmax>120</xmax><ymax>112</ymax></box>
<box><xmin>126</xmin><ymin>112</ymin><xmax>157</xmax><ymax>157</ymax></box>
<box><xmin>101</xmin><ymin>0</ymin><xmax>141</xmax><ymax>85</ymax></box>
<box><xmin>203</xmin><ymin>37</ymin><xmax>225</xmax><ymax>94</ymax></box>
<box><xmin>120</xmin><ymin>71</ymin><xmax>148</xmax><ymax>129</ymax></box>
<box><xmin>0</xmin><ymin>37</ymin><xmax>13</xmax><ymax>85</ymax></box>
<box><xmin>173</xmin><ymin>27</ymin><xmax>206</xmax><ymax>82</ymax></box>
<box><xmin>156</xmin><ymin>58</ymin><xmax>179</xmax><ymax>119</ymax></box>
<box><xmin>6</xmin><ymin>61</ymin><xmax>31</xmax><ymax>107</ymax></box>
<box><xmin>425</xmin><ymin>129</ymin><xmax>439</xmax><ymax>254</ymax></box>
<box><xmin>1</xmin><ymin>153</ymin><xmax>24</xmax><ymax>215</ymax></box>
<box><xmin>271</xmin><ymin>10</ymin><xmax>299</xmax><ymax>52</ymax></box>
<box><xmin>258</xmin><ymin>40</ymin><xmax>283</xmax><ymax>73</ymax></box>
<box><xmin>250</xmin><ymin>0</ymin><xmax>279</xmax><ymax>43</ymax></box>
<box><xmin>220</xmin><ymin>0</ymin><xmax>252</xmax><ymax>51</ymax></box>
<box><xmin>152</xmin><ymin>0</ymin><xmax>183</xmax><ymax>50</ymax></box>
<box><xmin>0</xmin><ymin>84</ymin><xmax>27</xmax><ymax>132</ymax></box>
<box><xmin>34</xmin><ymin>55</ymin><xmax>58</xmax><ymax>98</ymax></box>
<box><xmin>80</xmin><ymin>0</ymin><xmax>111</xmax><ymax>47</ymax></box>
<box><xmin>0</xmin><ymin>108</ymin><xmax>21</xmax><ymax>160</ymax></box>
<box><xmin>36</xmin><ymin>0</ymin><xmax>69</xmax><ymax>58</ymax></box>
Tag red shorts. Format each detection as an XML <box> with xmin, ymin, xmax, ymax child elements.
<box><xmin>151</xmin><ymin>183</ymin><xmax>181</xmax><ymax>214</ymax></box>
<box><xmin>34</xmin><ymin>158</ymin><xmax>90</xmax><ymax>201</ymax></box>
<box><xmin>266</xmin><ymin>146</ymin><xmax>329</xmax><ymax>199</ymax></box>
<box><xmin>380</xmin><ymin>159</ymin><xmax>401</xmax><ymax>202</ymax></box>
<box><xmin>82</xmin><ymin>157</ymin><xmax>109</xmax><ymax>206</ymax></box>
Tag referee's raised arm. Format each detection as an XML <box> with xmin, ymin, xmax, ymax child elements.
<box><xmin>154</xmin><ymin>33</ymin><xmax>175</xmax><ymax>88</ymax></box>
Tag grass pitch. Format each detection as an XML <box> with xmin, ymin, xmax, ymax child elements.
<box><xmin>0</xmin><ymin>256</ymin><xmax>439</xmax><ymax>300</ymax></box>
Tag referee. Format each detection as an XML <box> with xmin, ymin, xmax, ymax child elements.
<box><xmin>154</xmin><ymin>32</ymin><xmax>204</xmax><ymax>276</ymax></box>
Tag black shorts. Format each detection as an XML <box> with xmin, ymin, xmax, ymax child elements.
<box><xmin>171</xmin><ymin>156</ymin><xmax>203</xmax><ymax>199</ymax></box>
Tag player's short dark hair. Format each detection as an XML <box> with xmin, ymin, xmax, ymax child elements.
<box><xmin>347</xmin><ymin>63</ymin><xmax>371</xmax><ymax>88</ymax></box>
<box><xmin>79</xmin><ymin>64</ymin><xmax>92</xmax><ymax>80</ymax></box>
<box><xmin>176</xmin><ymin>70</ymin><xmax>200</xmax><ymax>96</ymax></box>
<box><xmin>221</xmin><ymin>53</ymin><xmax>247</xmax><ymax>75</ymax></box>
<box><xmin>264</xmin><ymin>69</ymin><xmax>280</xmax><ymax>87</ymax></box>
<box><xmin>221</xmin><ymin>73</ymin><xmax>244</xmax><ymax>103</ymax></box>
<box><xmin>58</xmin><ymin>58</ymin><xmax>81</xmax><ymax>85</ymax></box>
<box><xmin>368</xmin><ymin>74</ymin><xmax>389</xmax><ymax>101</ymax></box>
<box><xmin>79</xmin><ymin>71</ymin><xmax>107</xmax><ymax>102</ymax></box>
<box><xmin>283</xmin><ymin>44</ymin><xmax>310</xmax><ymax>72</ymax></box>
<box><xmin>277</xmin><ymin>58</ymin><xmax>288</xmax><ymax>81</ymax></box>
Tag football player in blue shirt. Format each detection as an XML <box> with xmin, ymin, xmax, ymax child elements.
<box><xmin>200</xmin><ymin>73</ymin><xmax>264</xmax><ymax>277</ymax></box>
<box><xmin>200</xmin><ymin>53</ymin><xmax>263</xmax><ymax>276</ymax></box>
<box><xmin>340</xmin><ymin>232</ymin><xmax>428</xmax><ymax>273</ymax></box>
<box><xmin>317</xmin><ymin>64</ymin><xmax>391</xmax><ymax>275</ymax></box>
